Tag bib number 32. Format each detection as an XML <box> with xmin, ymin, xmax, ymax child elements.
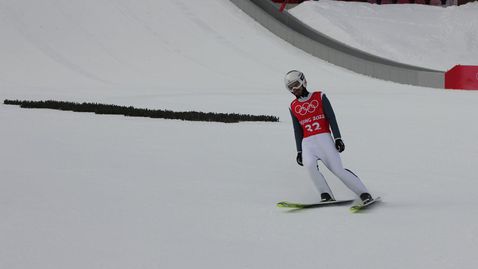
<box><xmin>305</xmin><ymin>122</ymin><xmax>321</xmax><ymax>132</ymax></box>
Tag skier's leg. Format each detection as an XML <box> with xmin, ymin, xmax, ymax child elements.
<box><xmin>318</xmin><ymin>134</ymin><xmax>369</xmax><ymax>196</ymax></box>
<box><xmin>302</xmin><ymin>137</ymin><xmax>334</xmax><ymax>196</ymax></box>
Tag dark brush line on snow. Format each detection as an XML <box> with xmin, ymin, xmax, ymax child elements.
<box><xmin>3</xmin><ymin>99</ymin><xmax>279</xmax><ymax>123</ymax></box>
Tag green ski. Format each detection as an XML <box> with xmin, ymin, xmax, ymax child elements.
<box><xmin>277</xmin><ymin>199</ymin><xmax>354</xmax><ymax>209</ymax></box>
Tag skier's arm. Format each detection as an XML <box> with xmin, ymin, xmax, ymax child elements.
<box><xmin>322</xmin><ymin>94</ymin><xmax>342</xmax><ymax>140</ymax></box>
<box><xmin>289</xmin><ymin>109</ymin><xmax>303</xmax><ymax>152</ymax></box>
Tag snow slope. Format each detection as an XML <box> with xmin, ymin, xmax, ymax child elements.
<box><xmin>289</xmin><ymin>0</ymin><xmax>478</xmax><ymax>70</ymax></box>
<box><xmin>1</xmin><ymin>1</ymin><xmax>478</xmax><ymax>269</ymax></box>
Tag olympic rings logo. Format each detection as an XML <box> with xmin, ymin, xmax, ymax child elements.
<box><xmin>295</xmin><ymin>100</ymin><xmax>319</xmax><ymax>116</ymax></box>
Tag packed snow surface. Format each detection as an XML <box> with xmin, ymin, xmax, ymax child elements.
<box><xmin>1</xmin><ymin>1</ymin><xmax>477</xmax><ymax>269</ymax></box>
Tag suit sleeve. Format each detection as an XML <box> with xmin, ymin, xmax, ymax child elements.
<box><xmin>290</xmin><ymin>108</ymin><xmax>303</xmax><ymax>152</ymax></box>
<box><xmin>322</xmin><ymin>94</ymin><xmax>342</xmax><ymax>140</ymax></box>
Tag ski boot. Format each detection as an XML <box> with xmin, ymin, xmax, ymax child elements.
<box><xmin>321</xmin><ymin>193</ymin><xmax>335</xmax><ymax>202</ymax></box>
<box><xmin>360</xmin><ymin>193</ymin><xmax>373</xmax><ymax>205</ymax></box>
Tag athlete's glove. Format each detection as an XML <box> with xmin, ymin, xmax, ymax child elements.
<box><xmin>296</xmin><ymin>151</ymin><xmax>303</xmax><ymax>166</ymax></box>
<box><xmin>335</xmin><ymin>138</ymin><xmax>345</xmax><ymax>153</ymax></box>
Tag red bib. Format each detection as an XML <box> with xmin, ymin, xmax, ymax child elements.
<box><xmin>290</xmin><ymin>91</ymin><xmax>331</xmax><ymax>138</ymax></box>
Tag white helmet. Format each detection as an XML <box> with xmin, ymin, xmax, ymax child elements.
<box><xmin>284</xmin><ymin>70</ymin><xmax>307</xmax><ymax>92</ymax></box>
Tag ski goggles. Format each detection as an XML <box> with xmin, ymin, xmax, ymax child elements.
<box><xmin>287</xmin><ymin>80</ymin><xmax>302</xmax><ymax>92</ymax></box>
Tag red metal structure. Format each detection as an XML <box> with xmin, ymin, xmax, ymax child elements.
<box><xmin>445</xmin><ymin>65</ymin><xmax>478</xmax><ymax>90</ymax></box>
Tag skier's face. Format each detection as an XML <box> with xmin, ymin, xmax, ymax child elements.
<box><xmin>291</xmin><ymin>85</ymin><xmax>305</xmax><ymax>97</ymax></box>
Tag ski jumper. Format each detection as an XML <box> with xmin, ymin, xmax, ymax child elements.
<box><xmin>290</xmin><ymin>91</ymin><xmax>369</xmax><ymax>197</ymax></box>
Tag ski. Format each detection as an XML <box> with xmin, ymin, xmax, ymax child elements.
<box><xmin>350</xmin><ymin>196</ymin><xmax>381</xmax><ymax>213</ymax></box>
<box><xmin>277</xmin><ymin>199</ymin><xmax>354</xmax><ymax>209</ymax></box>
